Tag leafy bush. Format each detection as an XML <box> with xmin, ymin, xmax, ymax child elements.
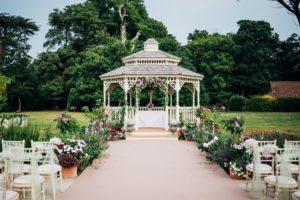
<box><xmin>273</xmin><ymin>97</ymin><xmax>300</xmax><ymax>112</ymax></box>
<box><xmin>0</xmin><ymin>124</ymin><xmax>40</xmax><ymax>150</ymax></box>
<box><xmin>247</xmin><ymin>95</ymin><xmax>276</xmax><ymax>111</ymax></box>
<box><xmin>228</xmin><ymin>95</ymin><xmax>247</xmax><ymax>111</ymax></box>
<box><xmin>55</xmin><ymin>112</ymin><xmax>79</xmax><ymax>137</ymax></box>
<box><xmin>246</xmin><ymin>96</ymin><xmax>300</xmax><ymax>112</ymax></box>
<box><xmin>78</xmin><ymin>133</ymin><xmax>108</xmax><ymax>172</ymax></box>
<box><xmin>248</xmin><ymin>131</ymin><xmax>300</xmax><ymax>148</ymax></box>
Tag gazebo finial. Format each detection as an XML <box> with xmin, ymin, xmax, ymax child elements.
<box><xmin>144</xmin><ymin>38</ymin><xmax>159</xmax><ymax>51</ymax></box>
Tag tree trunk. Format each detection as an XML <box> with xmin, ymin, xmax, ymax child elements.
<box><xmin>131</xmin><ymin>31</ymin><xmax>141</xmax><ymax>52</ymax></box>
<box><xmin>17</xmin><ymin>94</ymin><xmax>22</xmax><ymax>112</ymax></box>
<box><xmin>119</xmin><ymin>3</ymin><xmax>127</xmax><ymax>45</ymax></box>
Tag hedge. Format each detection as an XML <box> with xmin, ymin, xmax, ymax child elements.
<box><xmin>227</xmin><ymin>95</ymin><xmax>300</xmax><ymax>112</ymax></box>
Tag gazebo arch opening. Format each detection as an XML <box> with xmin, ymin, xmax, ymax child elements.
<box><xmin>100</xmin><ymin>38</ymin><xmax>204</xmax><ymax>131</ymax></box>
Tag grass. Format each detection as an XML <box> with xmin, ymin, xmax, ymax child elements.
<box><xmin>4</xmin><ymin>111</ymin><xmax>88</xmax><ymax>131</ymax></box>
<box><xmin>3</xmin><ymin>111</ymin><xmax>300</xmax><ymax>134</ymax></box>
<box><xmin>223</xmin><ymin>112</ymin><xmax>300</xmax><ymax>133</ymax></box>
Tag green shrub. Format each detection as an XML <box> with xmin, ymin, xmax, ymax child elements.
<box><xmin>228</xmin><ymin>95</ymin><xmax>247</xmax><ymax>111</ymax></box>
<box><xmin>247</xmin><ymin>95</ymin><xmax>276</xmax><ymax>111</ymax></box>
<box><xmin>0</xmin><ymin>124</ymin><xmax>40</xmax><ymax>150</ymax></box>
<box><xmin>273</xmin><ymin>97</ymin><xmax>300</xmax><ymax>112</ymax></box>
<box><xmin>77</xmin><ymin>132</ymin><xmax>108</xmax><ymax>173</ymax></box>
<box><xmin>248</xmin><ymin>131</ymin><xmax>300</xmax><ymax>148</ymax></box>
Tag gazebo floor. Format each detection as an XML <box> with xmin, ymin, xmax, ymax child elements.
<box><xmin>133</xmin><ymin>128</ymin><xmax>167</xmax><ymax>132</ymax></box>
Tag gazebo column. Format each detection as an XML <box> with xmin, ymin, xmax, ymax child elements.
<box><xmin>135</xmin><ymin>88</ymin><xmax>139</xmax><ymax>130</ymax></box>
<box><xmin>107</xmin><ymin>90</ymin><xmax>111</xmax><ymax>107</ymax></box>
<box><xmin>165</xmin><ymin>90</ymin><xmax>169</xmax><ymax>131</ymax></box>
<box><xmin>129</xmin><ymin>89</ymin><xmax>133</xmax><ymax>107</ymax></box>
<box><xmin>123</xmin><ymin>78</ymin><xmax>129</xmax><ymax>126</ymax></box>
<box><xmin>103</xmin><ymin>81</ymin><xmax>107</xmax><ymax>107</ymax></box>
<box><xmin>175</xmin><ymin>78</ymin><xmax>180</xmax><ymax>122</ymax></box>
<box><xmin>197</xmin><ymin>82</ymin><xmax>200</xmax><ymax>107</ymax></box>
<box><xmin>192</xmin><ymin>88</ymin><xmax>195</xmax><ymax>108</ymax></box>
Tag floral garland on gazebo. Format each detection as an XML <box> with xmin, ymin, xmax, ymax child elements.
<box><xmin>135</xmin><ymin>77</ymin><xmax>169</xmax><ymax>108</ymax></box>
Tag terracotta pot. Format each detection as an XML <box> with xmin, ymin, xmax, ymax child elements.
<box><xmin>62</xmin><ymin>166</ymin><xmax>78</xmax><ymax>178</ymax></box>
<box><xmin>229</xmin><ymin>168</ymin><xmax>245</xmax><ymax>180</ymax></box>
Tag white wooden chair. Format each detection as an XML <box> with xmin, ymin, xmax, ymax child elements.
<box><xmin>265</xmin><ymin>148</ymin><xmax>300</xmax><ymax>200</ymax></box>
<box><xmin>0</xmin><ymin>154</ymin><xmax>19</xmax><ymax>200</ymax></box>
<box><xmin>0</xmin><ymin>189</ymin><xmax>19</xmax><ymax>200</ymax></box>
<box><xmin>245</xmin><ymin>140</ymin><xmax>277</xmax><ymax>191</ymax></box>
<box><xmin>11</xmin><ymin>148</ymin><xmax>45</xmax><ymax>200</ymax></box>
<box><xmin>31</xmin><ymin>141</ymin><xmax>63</xmax><ymax>199</ymax></box>
<box><xmin>292</xmin><ymin>191</ymin><xmax>300</xmax><ymax>200</ymax></box>
<box><xmin>1</xmin><ymin>140</ymin><xmax>31</xmax><ymax>179</ymax></box>
<box><xmin>285</xmin><ymin>140</ymin><xmax>300</xmax><ymax>149</ymax></box>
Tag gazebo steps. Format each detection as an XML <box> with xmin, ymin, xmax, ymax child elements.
<box><xmin>126</xmin><ymin>131</ymin><xmax>178</xmax><ymax>141</ymax></box>
<box><xmin>133</xmin><ymin>128</ymin><xmax>168</xmax><ymax>132</ymax></box>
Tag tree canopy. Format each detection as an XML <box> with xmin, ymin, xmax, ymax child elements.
<box><xmin>1</xmin><ymin>1</ymin><xmax>300</xmax><ymax>110</ymax></box>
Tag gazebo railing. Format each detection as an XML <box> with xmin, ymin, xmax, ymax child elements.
<box><xmin>179</xmin><ymin>107</ymin><xmax>198</xmax><ymax>123</ymax></box>
<box><xmin>107</xmin><ymin>107</ymin><xmax>123</xmax><ymax>122</ymax></box>
<box><xmin>139</xmin><ymin>107</ymin><xmax>165</xmax><ymax>111</ymax></box>
<box><xmin>107</xmin><ymin>106</ymin><xmax>197</xmax><ymax>126</ymax></box>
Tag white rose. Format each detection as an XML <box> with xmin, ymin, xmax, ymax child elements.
<box><xmin>214</xmin><ymin>136</ymin><xmax>219</xmax><ymax>141</ymax></box>
<box><xmin>50</xmin><ymin>137</ymin><xmax>62</xmax><ymax>145</ymax></box>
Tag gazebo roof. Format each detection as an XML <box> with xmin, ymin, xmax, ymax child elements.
<box><xmin>100</xmin><ymin>65</ymin><xmax>203</xmax><ymax>78</ymax></box>
<box><xmin>100</xmin><ymin>38</ymin><xmax>203</xmax><ymax>80</ymax></box>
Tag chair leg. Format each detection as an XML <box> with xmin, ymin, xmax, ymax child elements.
<box><xmin>246</xmin><ymin>170</ymin><xmax>249</xmax><ymax>191</ymax></box>
<box><xmin>60</xmin><ymin>170</ymin><xmax>64</xmax><ymax>192</ymax></box>
<box><xmin>51</xmin><ymin>173</ymin><xmax>56</xmax><ymax>199</ymax></box>
<box><xmin>32</xmin><ymin>185</ymin><xmax>36</xmax><ymax>200</ymax></box>
<box><xmin>42</xmin><ymin>182</ymin><xmax>46</xmax><ymax>200</ymax></box>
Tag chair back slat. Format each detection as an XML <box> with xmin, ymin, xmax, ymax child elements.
<box><xmin>285</xmin><ymin>140</ymin><xmax>300</xmax><ymax>149</ymax></box>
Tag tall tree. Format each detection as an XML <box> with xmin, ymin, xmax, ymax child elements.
<box><xmin>0</xmin><ymin>13</ymin><xmax>38</xmax><ymax>111</ymax></box>
<box><xmin>187</xmin><ymin>31</ymin><xmax>236</xmax><ymax>104</ymax></box>
<box><xmin>232</xmin><ymin>20</ymin><xmax>280</xmax><ymax>96</ymax></box>
<box><xmin>277</xmin><ymin>33</ymin><xmax>300</xmax><ymax>80</ymax></box>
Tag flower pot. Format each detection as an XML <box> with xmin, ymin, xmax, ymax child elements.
<box><xmin>62</xmin><ymin>166</ymin><xmax>78</xmax><ymax>178</ymax></box>
<box><xmin>229</xmin><ymin>168</ymin><xmax>245</xmax><ymax>180</ymax></box>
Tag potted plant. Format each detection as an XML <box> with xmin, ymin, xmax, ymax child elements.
<box><xmin>54</xmin><ymin>139</ymin><xmax>87</xmax><ymax>178</ymax></box>
<box><xmin>169</xmin><ymin>120</ymin><xmax>178</xmax><ymax>134</ymax></box>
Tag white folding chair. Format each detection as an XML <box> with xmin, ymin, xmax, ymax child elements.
<box><xmin>245</xmin><ymin>140</ymin><xmax>277</xmax><ymax>191</ymax></box>
<box><xmin>265</xmin><ymin>148</ymin><xmax>300</xmax><ymax>200</ymax></box>
<box><xmin>11</xmin><ymin>148</ymin><xmax>45</xmax><ymax>200</ymax></box>
<box><xmin>31</xmin><ymin>141</ymin><xmax>63</xmax><ymax>199</ymax></box>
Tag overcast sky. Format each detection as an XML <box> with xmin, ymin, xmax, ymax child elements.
<box><xmin>1</xmin><ymin>0</ymin><xmax>299</xmax><ymax>58</ymax></box>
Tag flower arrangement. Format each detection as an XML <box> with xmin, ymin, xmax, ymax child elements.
<box><xmin>203</xmin><ymin>136</ymin><xmax>219</xmax><ymax>148</ymax></box>
<box><xmin>135</xmin><ymin>77</ymin><xmax>168</xmax><ymax>92</ymax></box>
<box><xmin>52</xmin><ymin>138</ymin><xmax>88</xmax><ymax>168</ymax></box>
<box><xmin>108</xmin><ymin>122</ymin><xmax>125</xmax><ymax>141</ymax></box>
<box><xmin>55</xmin><ymin>112</ymin><xmax>79</xmax><ymax>136</ymax></box>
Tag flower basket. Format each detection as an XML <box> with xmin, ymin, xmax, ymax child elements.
<box><xmin>62</xmin><ymin>166</ymin><xmax>78</xmax><ymax>178</ymax></box>
<box><xmin>229</xmin><ymin>167</ymin><xmax>245</xmax><ymax>180</ymax></box>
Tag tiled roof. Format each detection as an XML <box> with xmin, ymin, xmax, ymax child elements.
<box><xmin>269</xmin><ymin>81</ymin><xmax>300</xmax><ymax>98</ymax></box>
<box><xmin>122</xmin><ymin>50</ymin><xmax>180</xmax><ymax>60</ymax></box>
<box><xmin>100</xmin><ymin>65</ymin><xmax>203</xmax><ymax>78</ymax></box>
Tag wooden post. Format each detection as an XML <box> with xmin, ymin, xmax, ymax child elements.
<box><xmin>135</xmin><ymin>88</ymin><xmax>139</xmax><ymax>130</ymax></box>
<box><xmin>176</xmin><ymin>78</ymin><xmax>180</xmax><ymax>122</ymax></box>
<box><xmin>192</xmin><ymin>88</ymin><xmax>195</xmax><ymax>108</ymax></box>
<box><xmin>197</xmin><ymin>82</ymin><xmax>200</xmax><ymax>107</ymax></box>
<box><xmin>103</xmin><ymin>82</ymin><xmax>106</xmax><ymax>107</ymax></box>
<box><xmin>107</xmin><ymin>91</ymin><xmax>111</xmax><ymax>107</ymax></box>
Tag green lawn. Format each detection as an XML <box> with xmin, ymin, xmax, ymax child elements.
<box><xmin>14</xmin><ymin>111</ymin><xmax>88</xmax><ymax>128</ymax></box>
<box><xmin>223</xmin><ymin>112</ymin><xmax>300</xmax><ymax>133</ymax></box>
<box><xmin>3</xmin><ymin>111</ymin><xmax>300</xmax><ymax>134</ymax></box>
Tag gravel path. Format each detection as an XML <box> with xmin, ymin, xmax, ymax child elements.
<box><xmin>59</xmin><ymin>141</ymin><xmax>250</xmax><ymax>200</ymax></box>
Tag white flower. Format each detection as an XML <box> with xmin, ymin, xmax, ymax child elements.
<box><xmin>243</xmin><ymin>139</ymin><xmax>258</xmax><ymax>152</ymax></box>
<box><xmin>214</xmin><ymin>136</ymin><xmax>219</xmax><ymax>141</ymax></box>
<box><xmin>50</xmin><ymin>137</ymin><xmax>62</xmax><ymax>145</ymax></box>
<box><xmin>203</xmin><ymin>143</ymin><xmax>209</xmax><ymax>148</ymax></box>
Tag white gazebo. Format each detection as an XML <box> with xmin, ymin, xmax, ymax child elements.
<box><xmin>100</xmin><ymin>38</ymin><xmax>204</xmax><ymax>130</ymax></box>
